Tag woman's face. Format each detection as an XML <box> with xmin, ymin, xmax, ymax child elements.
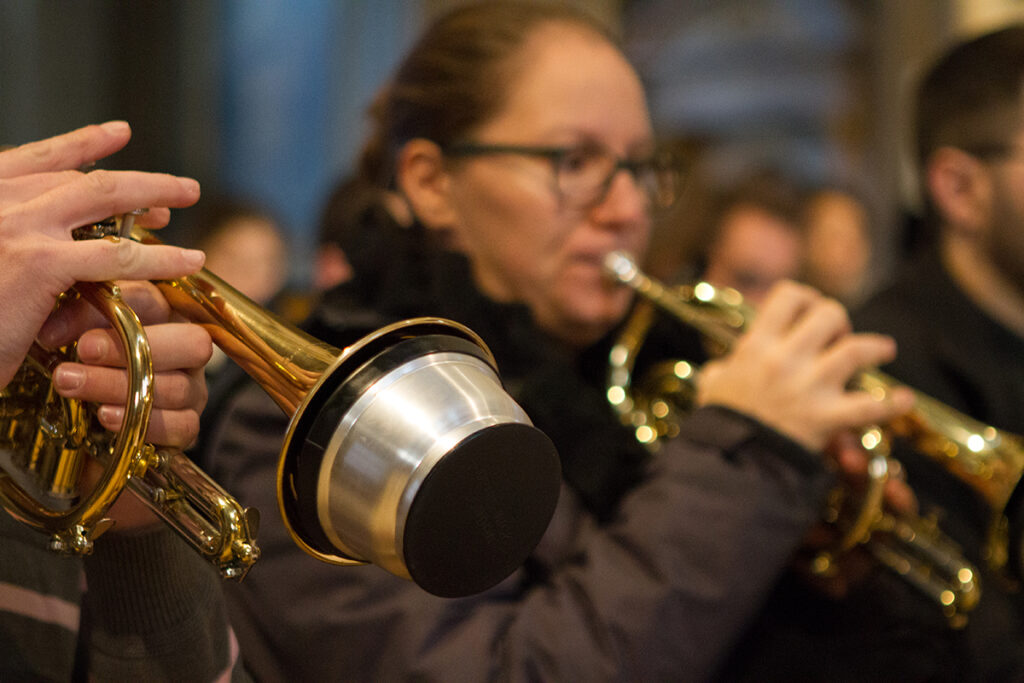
<box><xmin>440</xmin><ymin>25</ymin><xmax>654</xmax><ymax>347</ymax></box>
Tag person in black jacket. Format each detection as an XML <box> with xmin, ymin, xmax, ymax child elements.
<box><xmin>721</xmin><ymin>26</ymin><xmax>1024</xmax><ymax>682</ymax></box>
<box><xmin>855</xmin><ymin>25</ymin><xmax>1024</xmax><ymax>681</ymax></box>
<box><xmin>202</xmin><ymin>4</ymin><xmax>913</xmax><ymax>681</ymax></box>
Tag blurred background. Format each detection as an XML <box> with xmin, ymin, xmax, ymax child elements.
<box><xmin>3</xmin><ymin>0</ymin><xmax>1023</xmax><ymax>296</ymax></box>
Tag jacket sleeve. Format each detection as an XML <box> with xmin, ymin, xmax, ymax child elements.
<box><xmin>207</xmin><ymin>383</ymin><xmax>833</xmax><ymax>683</ymax></box>
<box><xmin>81</xmin><ymin>526</ymin><xmax>250</xmax><ymax>682</ymax></box>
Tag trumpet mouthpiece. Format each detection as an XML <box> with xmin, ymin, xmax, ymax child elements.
<box><xmin>603</xmin><ymin>251</ymin><xmax>639</xmax><ymax>285</ymax></box>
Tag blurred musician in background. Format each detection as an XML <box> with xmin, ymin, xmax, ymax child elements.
<box><xmin>803</xmin><ymin>185</ymin><xmax>876</xmax><ymax>307</ymax></box>
<box><xmin>202</xmin><ymin>4</ymin><xmax>913</xmax><ymax>680</ymax></box>
<box><xmin>719</xmin><ymin>26</ymin><xmax>1024</xmax><ymax>682</ymax></box>
<box><xmin>693</xmin><ymin>169</ymin><xmax>807</xmax><ymax>306</ymax></box>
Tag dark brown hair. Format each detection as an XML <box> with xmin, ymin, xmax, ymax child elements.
<box><xmin>695</xmin><ymin>169</ymin><xmax>807</xmax><ymax>268</ymax></box>
<box><xmin>916</xmin><ymin>26</ymin><xmax>1024</xmax><ymax>170</ymax></box>
<box><xmin>356</xmin><ymin>2</ymin><xmax>617</xmax><ymax>189</ymax></box>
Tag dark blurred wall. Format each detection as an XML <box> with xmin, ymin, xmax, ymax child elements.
<box><xmin>0</xmin><ymin>1</ymin><xmax>420</xmax><ymax>285</ymax></box>
<box><xmin>7</xmin><ymin>0</ymin><xmax>1017</xmax><ymax>288</ymax></box>
<box><xmin>622</xmin><ymin>0</ymin><xmax>960</xmax><ymax>283</ymax></box>
<box><xmin>0</xmin><ymin>1</ymin><xmax>221</xmax><ymax>216</ymax></box>
<box><xmin>1</xmin><ymin>3</ymin><xmax>216</xmax><ymax>178</ymax></box>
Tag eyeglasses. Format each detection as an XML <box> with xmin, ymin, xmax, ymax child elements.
<box><xmin>964</xmin><ymin>143</ymin><xmax>1024</xmax><ymax>162</ymax></box>
<box><xmin>444</xmin><ymin>142</ymin><xmax>681</xmax><ymax>210</ymax></box>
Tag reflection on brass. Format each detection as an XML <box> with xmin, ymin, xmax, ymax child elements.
<box><xmin>0</xmin><ymin>214</ymin><xmax>558</xmax><ymax>598</ymax></box>
<box><xmin>0</xmin><ymin>211</ymin><xmax>260</xmax><ymax>578</ymax></box>
<box><xmin>602</xmin><ymin>251</ymin><xmax>1024</xmax><ymax>626</ymax></box>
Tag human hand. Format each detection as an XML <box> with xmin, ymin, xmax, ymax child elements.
<box><xmin>794</xmin><ymin>430</ymin><xmax>919</xmax><ymax>597</ymax></box>
<box><xmin>38</xmin><ymin>281</ymin><xmax>213</xmax><ymax>530</ymax></box>
<box><xmin>829</xmin><ymin>430</ymin><xmax>916</xmax><ymax>518</ymax></box>
<box><xmin>696</xmin><ymin>280</ymin><xmax>915</xmax><ymax>452</ymax></box>
<box><xmin>0</xmin><ymin>121</ymin><xmax>205</xmax><ymax>388</ymax></box>
<box><xmin>39</xmin><ymin>280</ymin><xmax>212</xmax><ymax>448</ymax></box>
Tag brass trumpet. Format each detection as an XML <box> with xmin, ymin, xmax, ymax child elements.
<box><xmin>602</xmin><ymin>251</ymin><xmax>1024</xmax><ymax>625</ymax></box>
<box><xmin>0</xmin><ymin>215</ymin><xmax>561</xmax><ymax>598</ymax></box>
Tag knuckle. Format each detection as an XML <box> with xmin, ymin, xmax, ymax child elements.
<box><xmin>25</xmin><ymin>137</ymin><xmax>58</xmax><ymax>165</ymax></box>
<box><xmin>192</xmin><ymin>370</ymin><xmax>209</xmax><ymax>411</ymax></box>
<box><xmin>112</xmin><ymin>239</ymin><xmax>142</xmax><ymax>272</ymax></box>
<box><xmin>758</xmin><ymin>346</ymin><xmax>788</xmax><ymax>378</ymax></box>
<box><xmin>170</xmin><ymin>373</ymin><xmax>195</xmax><ymax>409</ymax></box>
<box><xmin>124</xmin><ymin>282</ymin><xmax>172</xmax><ymax>322</ymax></box>
<box><xmin>822</xmin><ymin>298</ymin><xmax>850</xmax><ymax>326</ymax></box>
<box><xmin>179</xmin><ymin>411</ymin><xmax>202</xmax><ymax>447</ymax></box>
<box><xmin>186</xmin><ymin>326</ymin><xmax>214</xmax><ymax>364</ymax></box>
<box><xmin>174</xmin><ymin>324</ymin><xmax>213</xmax><ymax>368</ymax></box>
<box><xmin>771</xmin><ymin>279</ymin><xmax>798</xmax><ymax>296</ymax></box>
<box><xmin>154</xmin><ymin>372</ymin><xmax>191</xmax><ymax>409</ymax></box>
<box><xmin>774</xmin><ymin>279</ymin><xmax>814</xmax><ymax>300</ymax></box>
<box><xmin>184</xmin><ymin>409</ymin><xmax>201</xmax><ymax>436</ymax></box>
<box><xmin>156</xmin><ymin>410</ymin><xmax>200</xmax><ymax>449</ymax></box>
<box><xmin>185</xmin><ymin>371</ymin><xmax>207</xmax><ymax>409</ymax></box>
<box><xmin>150</xmin><ymin>323</ymin><xmax>212</xmax><ymax>369</ymax></box>
<box><xmin>811</xmin><ymin>301</ymin><xmax>851</xmax><ymax>340</ymax></box>
<box><xmin>85</xmin><ymin>169</ymin><xmax>118</xmax><ymax>198</ymax></box>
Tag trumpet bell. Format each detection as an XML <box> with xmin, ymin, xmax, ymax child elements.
<box><xmin>152</xmin><ymin>242</ymin><xmax>561</xmax><ymax>596</ymax></box>
<box><xmin>278</xmin><ymin>320</ymin><xmax>560</xmax><ymax>598</ymax></box>
<box><xmin>0</xmin><ymin>217</ymin><xmax>561</xmax><ymax>598</ymax></box>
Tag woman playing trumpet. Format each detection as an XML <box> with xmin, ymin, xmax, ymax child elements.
<box><xmin>203</xmin><ymin>4</ymin><xmax>913</xmax><ymax>680</ymax></box>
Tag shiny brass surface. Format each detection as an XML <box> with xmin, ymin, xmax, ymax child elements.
<box><xmin>0</xmin><ymin>215</ymin><xmax>559</xmax><ymax>596</ymax></box>
<box><xmin>601</xmin><ymin>250</ymin><xmax>1024</xmax><ymax>625</ymax></box>
<box><xmin>0</xmin><ymin>281</ymin><xmax>153</xmax><ymax>556</ymax></box>
<box><xmin>0</xmin><ymin>217</ymin><xmax>260</xmax><ymax>577</ymax></box>
<box><xmin>147</xmin><ymin>227</ymin><xmax>555</xmax><ymax>597</ymax></box>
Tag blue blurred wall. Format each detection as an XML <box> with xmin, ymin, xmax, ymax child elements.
<box><xmin>219</xmin><ymin>1</ymin><xmax>421</xmax><ymax>278</ymax></box>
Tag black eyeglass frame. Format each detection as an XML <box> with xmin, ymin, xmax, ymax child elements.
<box><xmin>961</xmin><ymin>143</ymin><xmax>1024</xmax><ymax>162</ymax></box>
<box><xmin>443</xmin><ymin>142</ymin><xmax>681</xmax><ymax>209</ymax></box>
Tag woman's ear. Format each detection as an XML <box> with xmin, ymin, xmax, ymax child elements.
<box><xmin>927</xmin><ymin>146</ymin><xmax>993</xmax><ymax>238</ymax></box>
<box><xmin>395</xmin><ymin>139</ymin><xmax>459</xmax><ymax>231</ymax></box>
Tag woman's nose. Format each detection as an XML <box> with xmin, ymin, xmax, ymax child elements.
<box><xmin>589</xmin><ymin>168</ymin><xmax>650</xmax><ymax>226</ymax></box>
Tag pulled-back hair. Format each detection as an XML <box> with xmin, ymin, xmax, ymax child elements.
<box><xmin>357</xmin><ymin>2</ymin><xmax>617</xmax><ymax>189</ymax></box>
<box><xmin>916</xmin><ymin>25</ymin><xmax>1024</xmax><ymax>170</ymax></box>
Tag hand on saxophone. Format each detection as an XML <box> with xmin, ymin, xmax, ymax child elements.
<box><xmin>0</xmin><ymin>121</ymin><xmax>205</xmax><ymax>388</ymax></box>
<box><xmin>696</xmin><ymin>280</ymin><xmax>916</xmax><ymax>452</ymax></box>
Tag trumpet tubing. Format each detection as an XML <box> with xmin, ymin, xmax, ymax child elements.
<box><xmin>602</xmin><ymin>250</ymin><xmax>1024</xmax><ymax>624</ymax></box>
<box><xmin>0</xmin><ymin>216</ymin><xmax>561</xmax><ymax>598</ymax></box>
<box><xmin>0</xmin><ymin>279</ymin><xmax>260</xmax><ymax>577</ymax></box>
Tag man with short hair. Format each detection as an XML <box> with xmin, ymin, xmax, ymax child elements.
<box><xmin>718</xmin><ymin>26</ymin><xmax>1024</xmax><ymax>682</ymax></box>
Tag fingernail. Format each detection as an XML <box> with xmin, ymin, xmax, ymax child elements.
<box><xmin>53</xmin><ymin>365</ymin><xmax>86</xmax><ymax>392</ymax></box>
<box><xmin>98</xmin><ymin>405</ymin><xmax>124</xmax><ymax>427</ymax></box>
<box><xmin>179</xmin><ymin>177</ymin><xmax>200</xmax><ymax>195</ymax></box>
<box><xmin>884</xmin><ymin>337</ymin><xmax>897</xmax><ymax>357</ymax></box>
<box><xmin>37</xmin><ymin>317</ymin><xmax>68</xmax><ymax>348</ymax></box>
<box><xmin>101</xmin><ymin>120</ymin><xmax>129</xmax><ymax>134</ymax></box>
<box><xmin>182</xmin><ymin>248</ymin><xmax>205</xmax><ymax>269</ymax></box>
<box><xmin>77</xmin><ymin>335</ymin><xmax>109</xmax><ymax>363</ymax></box>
